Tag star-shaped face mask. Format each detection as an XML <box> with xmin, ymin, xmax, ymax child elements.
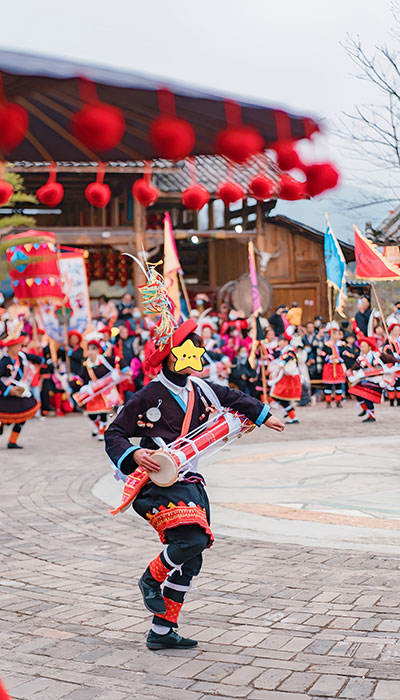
<box><xmin>171</xmin><ymin>339</ymin><xmax>205</xmax><ymax>372</ymax></box>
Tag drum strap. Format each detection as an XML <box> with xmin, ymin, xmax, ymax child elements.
<box><xmin>190</xmin><ymin>376</ymin><xmax>223</xmax><ymax>412</ymax></box>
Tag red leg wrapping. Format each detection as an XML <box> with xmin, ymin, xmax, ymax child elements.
<box><xmin>149</xmin><ymin>554</ymin><xmax>171</xmax><ymax>583</ymax></box>
<box><xmin>157</xmin><ymin>598</ymin><xmax>183</xmax><ymax>625</ymax></box>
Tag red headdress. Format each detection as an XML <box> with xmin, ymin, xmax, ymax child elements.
<box><xmin>87</xmin><ymin>339</ymin><xmax>103</xmax><ymax>353</ymax></box>
<box><xmin>357</xmin><ymin>335</ymin><xmax>378</xmax><ymax>352</ymax></box>
<box><xmin>68</xmin><ymin>329</ymin><xmax>82</xmax><ymax>344</ymax></box>
<box><xmin>388</xmin><ymin>322</ymin><xmax>400</xmax><ymax>333</ymax></box>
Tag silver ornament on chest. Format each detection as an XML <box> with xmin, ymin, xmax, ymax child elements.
<box><xmin>146</xmin><ymin>399</ymin><xmax>162</xmax><ymax>423</ymax></box>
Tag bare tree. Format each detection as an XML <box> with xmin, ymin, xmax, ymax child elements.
<box><xmin>337</xmin><ymin>1</ymin><xmax>400</xmax><ymax>209</ymax></box>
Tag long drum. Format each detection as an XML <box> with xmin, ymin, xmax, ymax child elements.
<box><xmin>149</xmin><ymin>411</ymin><xmax>254</xmax><ymax>487</ymax></box>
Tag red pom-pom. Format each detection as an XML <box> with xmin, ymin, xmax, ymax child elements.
<box><xmin>278</xmin><ymin>173</ymin><xmax>306</xmax><ymax>201</ymax></box>
<box><xmin>85</xmin><ymin>182</ymin><xmax>111</xmax><ymax>208</ymax></box>
<box><xmin>215</xmin><ymin>126</ymin><xmax>264</xmax><ymax>164</ymax></box>
<box><xmin>0</xmin><ymin>179</ymin><xmax>13</xmax><ymax>205</ymax></box>
<box><xmin>132</xmin><ymin>178</ymin><xmax>159</xmax><ymax>207</ymax></box>
<box><xmin>217</xmin><ymin>181</ymin><xmax>244</xmax><ymax>206</ymax></box>
<box><xmin>72</xmin><ymin>104</ymin><xmax>125</xmax><ymax>152</ymax></box>
<box><xmin>0</xmin><ymin>103</ymin><xmax>28</xmax><ymax>151</ymax></box>
<box><xmin>274</xmin><ymin>141</ymin><xmax>302</xmax><ymax>171</ymax></box>
<box><xmin>150</xmin><ymin>116</ymin><xmax>195</xmax><ymax>160</ymax></box>
<box><xmin>37</xmin><ymin>182</ymin><xmax>64</xmax><ymax>207</ymax></box>
<box><xmin>249</xmin><ymin>174</ymin><xmax>275</xmax><ymax>201</ymax></box>
<box><xmin>305</xmin><ymin>163</ymin><xmax>340</xmax><ymax>197</ymax></box>
<box><xmin>182</xmin><ymin>184</ymin><xmax>210</xmax><ymax>210</ymax></box>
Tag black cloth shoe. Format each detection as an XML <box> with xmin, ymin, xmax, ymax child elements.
<box><xmin>146</xmin><ymin>628</ymin><xmax>198</xmax><ymax>650</ymax></box>
<box><xmin>7</xmin><ymin>442</ymin><xmax>23</xmax><ymax>449</ymax></box>
<box><xmin>0</xmin><ymin>423</ymin><xmax>3</xmax><ymax>436</ymax></box>
<box><xmin>358</xmin><ymin>410</ymin><xmax>367</xmax><ymax>416</ymax></box>
<box><xmin>362</xmin><ymin>416</ymin><xmax>376</xmax><ymax>422</ymax></box>
<box><xmin>138</xmin><ymin>575</ymin><xmax>166</xmax><ymax>615</ymax></box>
<box><xmin>336</xmin><ymin>401</ymin><xmax>343</xmax><ymax>408</ymax></box>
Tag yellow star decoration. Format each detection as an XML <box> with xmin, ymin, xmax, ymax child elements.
<box><xmin>171</xmin><ymin>339</ymin><xmax>205</xmax><ymax>372</ymax></box>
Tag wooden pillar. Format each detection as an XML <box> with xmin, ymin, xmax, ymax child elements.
<box><xmin>133</xmin><ymin>198</ymin><xmax>147</xmax><ymax>305</ymax></box>
<box><xmin>255</xmin><ymin>202</ymin><xmax>263</xmax><ymax>236</ymax></box>
<box><xmin>208</xmin><ymin>200</ymin><xmax>214</xmax><ymax>230</ymax></box>
<box><xmin>111</xmin><ymin>196</ymin><xmax>120</xmax><ymax>226</ymax></box>
<box><xmin>208</xmin><ymin>238</ymin><xmax>217</xmax><ymax>289</ymax></box>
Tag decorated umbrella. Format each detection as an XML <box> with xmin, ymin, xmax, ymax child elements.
<box><xmin>0</xmin><ymin>49</ymin><xmax>321</xmax><ymax>163</ymax></box>
<box><xmin>5</xmin><ymin>231</ymin><xmax>64</xmax><ymax>304</ymax></box>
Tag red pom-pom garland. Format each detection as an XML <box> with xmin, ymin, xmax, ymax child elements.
<box><xmin>85</xmin><ymin>165</ymin><xmax>111</xmax><ymax>208</ymax></box>
<box><xmin>249</xmin><ymin>174</ymin><xmax>275</xmax><ymax>201</ymax></box>
<box><xmin>85</xmin><ymin>182</ymin><xmax>111</xmax><ymax>208</ymax></box>
<box><xmin>215</xmin><ymin>100</ymin><xmax>263</xmax><ymax>164</ymax></box>
<box><xmin>72</xmin><ymin>103</ymin><xmax>125</xmax><ymax>152</ymax></box>
<box><xmin>216</xmin><ymin>126</ymin><xmax>263</xmax><ymax>164</ymax></box>
<box><xmin>0</xmin><ymin>102</ymin><xmax>29</xmax><ymax>152</ymax></box>
<box><xmin>217</xmin><ymin>181</ymin><xmax>244</xmax><ymax>206</ymax></box>
<box><xmin>182</xmin><ymin>184</ymin><xmax>209</xmax><ymax>210</ymax></box>
<box><xmin>274</xmin><ymin>141</ymin><xmax>302</xmax><ymax>171</ymax></box>
<box><xmin>37</xmin><ymin>181</ymin><xmax>64</xmax><ymax>207</ymax></box>
<box><xmin>150</xmin><ymin>89</ymin><xmax>195</xmax><ymax>160</ymax></box>
<box><xmin>0</xmin><ymin>179</ymin><xmax>13</xmax><ymax>205</ymax></box>
<box><xmin>71</xmin><ymin>80</ymin><xmax>125</xmax><ymax>152</ymax></box>
<box><xmin>150</xmin><ymin>115</ymin><xmax>195</xmax><ymax>160</ymax></box>
<box><xmin>132</xmin><ymin>177</ymin><xmax>159</xmax><ymax>207</ymax></box>
<box><xmin>37</xmin><ymin>165</ymin><xmax>64</xmax><ymax>207</ymax></box>
<box><xmin>305</xmin><ymin>163</ymin><xmax>340</xmax><ymax>197</ymax></box>
<box><xmin>278</xmin><ymin>173</ymin><xmax>307</xmax><ymax>201</ymax></box>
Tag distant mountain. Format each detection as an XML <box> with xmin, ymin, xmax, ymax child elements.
<box><xmin>273</xmin><ymin>183</ymin><xmax>396</xmax><ymax>245</ymax></box>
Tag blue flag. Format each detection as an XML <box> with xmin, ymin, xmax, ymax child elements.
<box><xmin>324</xmin><ymin>219</ymin><xmax>347</xmax><ymax>316</ymax></box>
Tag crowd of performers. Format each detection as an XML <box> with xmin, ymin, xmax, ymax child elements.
<box><xmin>1</xmin><ymin>294</ymin><xmax>399</xmax><ymax>447</ymax></box>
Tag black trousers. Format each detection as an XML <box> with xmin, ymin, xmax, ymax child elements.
<box><xmin>149</xmin><ymin>524</ymin><xmax>210</xmax><ymax>629</ymax></box>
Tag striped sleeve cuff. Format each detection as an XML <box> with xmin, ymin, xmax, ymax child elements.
<box><xmin>255</xmin><ymin>403</ymin><xmax>271</xmax><ymax>426</ymax></box>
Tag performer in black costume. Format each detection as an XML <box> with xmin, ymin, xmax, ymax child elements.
<box><xmin>105</xmin><ymin>317</ymin><xmax>285</xmax><ymax>650</ymax></box>
<box><xmin>0</xmin><ymin>335</ymin><xmax>41</xmax><ymax>448</ymax></box>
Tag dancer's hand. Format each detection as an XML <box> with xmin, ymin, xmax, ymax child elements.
<box><xmin>134</xmin><ymin>448</ymin><xmax>160</xmax><ymax>472</ymax></box>
<box><xmin>265</xmin><ymin>415</ymin><xmax>285</xmax><ymax>432</ymax></box>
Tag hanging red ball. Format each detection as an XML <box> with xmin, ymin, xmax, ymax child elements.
<box><xmin>37</xmin><ymin>182</ymin><xmax>64</xmax><ymax>207</ymax></box>
<box><xmin>305</xmin><ymin>163</ymin><xmax>340</xmax><ymax>197</ymax></box>
<box><xmin>274</xmin><ymin>141</ymin><xmax>302</xmax><ymax>171</ymax></box>
<box><xmin>72</xmin><ymin>103</ymin><xmax>125</xmax><ymax>152</ymax></box>
<box><xmin>85</xmin><ymin>182</ymin><xmax>111</xmax><ymax>208</ymax></box>
<box><xmin>278</xmin><ymin>173</ymin><xmax>307</xmax><ymax>201</ymax></box>
<box><xmin>0</xmin><ymin>103</ymin><xmax>28</xmax><ymax>151</ymax></box>
<box><xmin>217</xmin><ymin>181</ymin><xmax>244</xmax><ymax>206</ymax></box>
<box><xmin>132</xmin><ymin>178</ymin><xmax>159</xmax><ymax>207</ymax></box>
<box><xmin>150</xmin><ymin>116</ymin><xmax>195</xmax><ymax>160</ymax></box>
<box><xmin>0</xmin><ymin>179</ymin><xmax>13</xmax><ymax>205</ymax></box>
<box><xmin>215</xmin><ymin>126</ymin><xmax>264</xmax><ymax>164</ymax></box>
<box><xmin>249</xmin><ymin>174</ymin><xmax>276</xmax><ymax>201</ymax></box>
<box><xmin>182</xmin><ymin>184</ymin><xmax>210</xmax><ymax>210</ymax></box>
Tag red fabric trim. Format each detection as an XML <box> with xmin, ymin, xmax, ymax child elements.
<box><xmin>149</xmin><ymin>505</ymin><xmax>214</xmax><ymax>546</ymax></box>
<box><xmin>0</xmin><ymin>401</ymin><xmax>40</xmax><ymax>424</ymax></box>
<box><xmin>349</xmin><ymin>384</ymin><xmax>382</xmax><ymax>404</ymax></box>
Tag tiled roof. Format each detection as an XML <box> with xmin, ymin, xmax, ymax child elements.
<box><xmin>11</xmin><ymin>154</ymin><xmax>279</xmax><ymax>196</ymax></box>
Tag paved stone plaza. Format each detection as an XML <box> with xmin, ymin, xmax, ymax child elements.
<box><xmin>2</xmin><ymin>405</ymin><xmax>400</xmax><ymax>699</ymax></box>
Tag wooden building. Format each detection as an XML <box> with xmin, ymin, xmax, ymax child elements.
<box><xmin>1</xmin><ymin>159</ymin><xmax>353</xmax><ymax>321</ymax></box>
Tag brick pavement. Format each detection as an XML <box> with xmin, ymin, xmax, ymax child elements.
<box><xmin>1</xmin><ymin>416</ymin><xmax>400</xmax><ymax>699</ymax></box>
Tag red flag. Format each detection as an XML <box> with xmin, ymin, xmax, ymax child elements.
<box><xmin>354</xmin><ymin>225</ymin><xmax>400</xmax><ymax>280</ymax></box>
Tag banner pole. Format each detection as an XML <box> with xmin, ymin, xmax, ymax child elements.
<box><xmin>370</xmin><ymin>281</ymin><xmax>395</xmax><ymax>353</ymax></box>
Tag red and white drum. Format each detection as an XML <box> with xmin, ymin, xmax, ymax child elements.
<box><xmin>149</xmin><ymin>411</ymin><xmax>254</xmax><ymax>487</ymax></box>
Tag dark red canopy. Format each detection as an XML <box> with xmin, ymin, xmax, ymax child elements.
<box><xmin>0</xmin><ymin>49</ymin><xmax>320</xmax><ymax>162</ymax></box>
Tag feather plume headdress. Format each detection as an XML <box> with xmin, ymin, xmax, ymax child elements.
<box><xmin>123</xmin><ymin>253</ymin><xmax>178</xmax><ymax>350</ymax></box>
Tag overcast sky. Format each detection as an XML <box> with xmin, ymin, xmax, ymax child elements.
<box><xmin>0</xmin><ymin>0</ymin><xmax>396</xmax><ymax>236</ymax></box>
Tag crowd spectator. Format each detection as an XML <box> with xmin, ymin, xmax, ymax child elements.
<box><xmin>355</xmin><ymin>295</ymin><xmax>371</xmax><ymax>335</ymax></box>
<box><xmin>268</xmin><ymin>305</ymin><xmax>287</xmax><ymax>336</ymax></box>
